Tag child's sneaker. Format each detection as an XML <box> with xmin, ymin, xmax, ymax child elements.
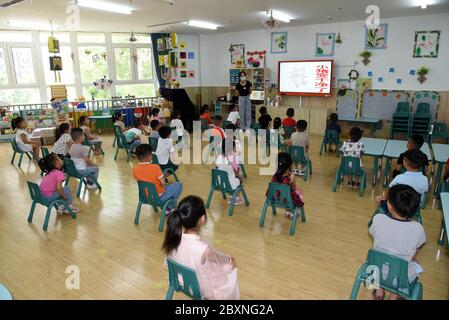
<box><xmin>346</xmin><ymin>181</ymin><xmax>353</xmax><ymax>188</ymax></box>
<box><xmin>57</xmin><ymin>205</ymin><xmax>68</xmax><ymax>214</ymax></box>
<box><xmin>292</xmin><ymin>169</ymin><xmax>299</xmax><ymax>176</ymax></box>
<box><xmin>86</xmin><ymin>183</ymin><xmax>97</xmax><ymax>190</ymax></box>
<box><xmin>353</xmin><ymin>182</ymin><xmax>360</xmax><ymax>189</ymax></box>
<box><xmin>298</xmin><ymin>169</ymin><xmax>305</xmax><ymax>176</ymax></box>
<box><xmin>69</xmin><ymin>205</ymin><xmax>80</xmax><ymax>213</ymax></box>
<box><xmin>284</xmin><ymin>210</ymin><xmax>294</xmax><ymax>219</ymax></box>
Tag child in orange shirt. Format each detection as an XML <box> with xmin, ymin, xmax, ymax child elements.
<box><xmin>200</xmin><ymin>105</ymin><xmax>213</xmax><ymax>124</ymax></box>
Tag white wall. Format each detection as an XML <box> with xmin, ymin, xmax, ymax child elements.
<box><xmin>199</xmin><ymin>12</ymin><xmax>449</xmax><ymax>91</ymax></box>
<box><xmin>174</xmin><ymin>34</ymin><xmax>201</xmax><ymax>87</ymax></box>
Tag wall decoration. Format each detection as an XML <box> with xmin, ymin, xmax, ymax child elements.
<box><xmin>188</xmin><ymin>52</ymin><xmax>194</xmax><ymax>59</ymax></box>
<box><xmin>246</xmin><ymin>50</ymin><xmax>266</xmax><ymax>68</ymax></box>
<box><xmin>271</xmin><ymin>32</ymin><xmax>288</xmax><ymax>54</ymax></box>
<box><xmin>171</xmin><ymin>33</ymin><xmax>178</xmax><ymax>48</ymax></box>
<box><xmin>48</xmin><ymin>36</ymin><xmax>60</xmax><ymax>54</ymax></box>
<box><xmin>93</xmin><ymin>77</ymin><xmax>113</xmax><ymax>90</ymax></box>
<box><xmin>377</xmin><ymin>77</ymin><xmax>384</xmax><ymax>83</ymax></box>
<box><xmin>348</xmin><ymin>69</ymin><xmax>360</xmax><ymax>81</ymax></box>
<box><xmin>163</xmin><ymin>55</ymin><xmax>169</xmax><ymax>68</ymax></box>
<box><xmin>180</xmin><ymin>52</ymin><xmax>187</xmax><ymax>59</ymax></box>
<box><xmin>165</xmin><ymin>37</ymin><xmax>173</xmax><ymax>50</ymax></box>
<box><xmin>359</xmin><ymin>51</ymin><xmax>372</xmax><ymax>65</ymax></box>
<box><xmin>230</xmin><ymin>44</ymin><xmax>245</xmax><ymax>64</ymax></box>
<box><xmin>365</xmin><ymin>23</ymin><xmax>388</xmax><ymax>50</ymax></box>
<box><xmin>169</xmin><ymin>52</ymin><xmax>178</xmax><ymax>67</ymax></box>
<box><xmin>413</xmin><ymin>30</ymin><xmax>440</xmax><ymax>58</ymax></box>
<box><xmin>179</xmin><ymin>41</ymin><xmax>186</xmax><ymax>49</ymax></box>
<box><xmin>388</xmin><ymin>67</ymin><xmax>395</xmax><ymax>74</ymax></box>
<box><xmin>396</xmin><ymin>78</ymin><xmax>403</xmax><ymax>85</ymax></box>
<box><xmin>315</xmin><ymin>33</ymin><xmax>336</xmax><ymax>57</ymax></box>
<box><xmin>49</xmin><ymin>56</ymin><xmax>63</xmax><ymax>71</ymax></box>
<box><xmin>417</xmin><ymin>66</ymin><xmax>430</xmax><ymax>84</ymax></box>
<box><xmin>188</xmin><ymin>70</ymin><xmax>195</xmax><ymax>78</ymax></box>
<box><xmin>367</xmin><ymin>71</ymin><xmax>373</xmax><ymax>78</ymax></box>
<box><xmin>180</xmin><ymin>60</ymin><xmax>187</xmax><ymax>69</ymax></box>
<box><xmin>337</xmin><ymin>79</ymin><xmax>351</xmax><ymax>89</ymax></box>
<box><xmin>92</xmin><ymin>54</ymin><xmax>100</xmax><ymax>63</ymax></box>
<box><xmin>409</xmin><ymin>69</ymin><xmax>416</xmax><ymax>76</ymax></box>
<box><xmin>157</xmin><ymin>38</ymin><xmax>166</xmax><ymax>52</ymax></box>
<box><xmin>158</xmin><ymin>55</ymin><xmax>165</xmax><ymax>65</ymax></box>
<box><xmin>180</xmin><ymin>70</ymin><xmax>187</xmax><ymax>78</ymax></box>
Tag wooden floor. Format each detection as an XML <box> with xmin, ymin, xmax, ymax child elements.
<box><xmin>0</xmin><ymin>134</ymin><xmax>448</xmax><ymax>300</ymax></box>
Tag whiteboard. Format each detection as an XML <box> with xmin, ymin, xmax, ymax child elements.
<box><xmin>279</xmin><ymin>60</ymin><xmax>333</xmax><ymax>96</ymax></box>
<box><xmin>361</xmin><ymin>90</ymin><xmax>409</xmax><ymax>121</ymax></box>
<box><xmin>336</xmin><ymin>90</ymin><xmax>358</xmax><ymax>118</ymax></box>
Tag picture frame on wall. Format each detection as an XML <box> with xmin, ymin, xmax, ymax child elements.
<box><xmin>413</xmin><ymin>30</ymin><xmax>441</xmax><ymax>58</ymax></box>
<box><xmin>365</xmin><ymin>23</ymin><xmax>388</xmax><ymax>50</ymax></box>
<box><xmin>271</xmin><ymin>32</ymin><xmax>288</xmax><ymax>54</ymax></box>
<box><xmin>230</xmin><ymin>44</ymin><xmax>245</xmax><ymax>65</ymax></box>
<box><xmin>315</xmin><ymin>33</ymin><xmax>336</xmax><ymax>57</ymax></box>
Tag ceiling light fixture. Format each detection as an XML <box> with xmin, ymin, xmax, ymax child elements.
<box><xmin>186</xmin><ymin>20</ymin><xmax>219</xmax><ymax>30</ymax></box>
<box><xmin>418</xmin><ymin>0</ymin><xmax>430</xmax><ymax>9</ymax></box>
<box><xmin>76</xmin><ymin>0</ymin><xmax>133</xmax><ymax>15</ymax></box>
<box><xmin>6</xmin><ymin>20</ymin><xmax>56</xmax><ymax>30</ymax></box>
<box><xmin>269</xmin><ymin>10</ymin><xmax>292</xmax><ymax>23</ymax></box>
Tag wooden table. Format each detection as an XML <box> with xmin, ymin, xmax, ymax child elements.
<box><xmin>431</xmin><ymin>144</ymin><xmax>449</xmax><ymax>195</ymax></box>
<box><xmin>361</xmin><ymin>138</ymin><xmax>387</xmax><ymax>186</ymax></box>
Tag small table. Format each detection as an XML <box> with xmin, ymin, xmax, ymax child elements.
<box><xmin>438</xmin><ymin>193</ymin><xmax>449</xmax><ymax>248</ymax></box>
<box><xmin>88</xmin><ymin>115</ymin><xmax>113</xmax><ymax>134</ymax></box>
<box><xmin>382</xmin><ymin>140</ymin><xmax>432</xmax><ymax>188</ymax></box>
<box><xmin>361</xmin><ymin>138</ymin><xmax>388</xmax><ymax>186</ymax></box>
<box><xmin>431</xmin><ymin>144</ymin><xmax>449</xmax><ymax>195</ymax></box>
<box><xmin>339</xmin><ymin>116</ymin><xmax>381</xmax><ymax>138</ymax></box>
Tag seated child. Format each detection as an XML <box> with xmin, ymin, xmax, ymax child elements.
<box><xmin>52</xmin><ymin>123</ymin><xmax>73</xmax><ymax>159</ymax></box>
<box><xmin>326</xmin><ymin>113</ymin><xmax>342</xmax><ymax>152</ymax></box>
<box><xmin>227</xmin><ymin>104</ymin><xmax>240</xmax><ymax>127</ymax></box>
<box><xmin>270</xmin><ymin>152</ymin><xmax>305</xmax><ymax>218</ymax></box>
<box><xmin>70</xmin><ymin>128</ymin><xmax>100</xmax><ymax>190</ymax></box>
<box><xmin>149</xmin><ymin>108</ymin><xmax>162</xmax><ymax>124</ymax></box>
<box><xmin>216</xmin><ymin>138</ymin><xmax>244</xmax><ymax>206</ymax></box>
<box><xmin>290</xmin><ymin>120</ymin><xmax>310</xmax><ymax>176</ymax></box>
<box><xmin>170</xmin><ymin>110</ymin><xmax>189</xmax><ymax>149</ymax></box>
<box><xmin>210</xmin><ymin>115</ymin><xmax>226</xmax><ymax>140</ymax></box>
<box><xmin>258</xmin><ymin>106</ymin><xmax>272</xmax><ymax>131</ymax></box>
<box><xmin>124</xmin><ymin>122</ymin><xmax>145</xmax><ymax>150</ymax></box>
<box><xmin>149</xmin><ymin>120</ymin><xmax>161</xmax><ymax>139</ymax></box>
<box><xmin>12</xmin><ymin>116</ymin><xmax>40</xmax><ymax>161</ymax></box>
<box><xmin>369</xmin><ymin>184</ymin><xmax>426</xmax><ymax>300</ymax></box>
<box><xmin>282</xmin><ymin>108</ymin><xmax>296</xmax><ymax>127</ymax></box>
<box><xmin>38</xmin><ymin>153</ymin><xmax>79</xmax><ymax>213</ymax></box>
<box><xmin>224</xmin><ymin>123</ymin><xmax>243</xmax><ymax>155</ymax></box>
<box><xmin>162</xmin><ymin>195</ymin><xmax>240</xmax><ymax>300</ymax></box>
<box><xmin>79</xmin><ymin>115</ymin><xmax>103</xmax><ymax>155</ymax></box>
<box><xmin>156</xmin><ymin>126</ymin><xmax>179</xmax><ymax>172</ymax></box>
<box><xmin>340</xmin><ymin>127</ymin><xmax>365</xmax><ymax>188</ymax></box>
<box><xmin>133</xmin><ymin>144</ymin><xmax>182</xmax><ymax>211</ymax></box>
<box><xmin>200</xmin><ymin>104</ymin><xmax>213</xmax><ymax>125</ymax></box>
<box><xmin>113</xmin><ymin>112</ymin><xmax>127</xmax><ymax>132</ymax></box>
<box><xmin>392</xmin><ymin>134</ymin><xmax>429</xmax><ymax>178</ymax></box>
<box><xmin>272</xmin><ymin>117</ymin><xmax>286</xmax><ymax>144</ymax></box>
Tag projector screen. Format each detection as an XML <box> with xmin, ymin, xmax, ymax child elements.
<box><xmin>278</xmin><ymin>60</ymin><xmax>334</xmax><ymax>97</ymax></box>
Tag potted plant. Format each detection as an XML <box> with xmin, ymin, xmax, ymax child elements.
<box><xmin>359</xmin><ymin>51</ymin><xmax>372</xmax><ymax>65</ymax></box>
<box><xmin>89</xmin><ymin>87</ymin><xmax>99</xmax><ymax>100</ymax></box>
<box><xmin>417</xmin><ymin>66</ymin><xmax>430</xmax><ymax>84</ymax></box>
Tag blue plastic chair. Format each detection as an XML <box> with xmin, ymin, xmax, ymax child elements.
<box><xmin>431</xmin><ymin>123</ymin><xmax>449</xmax><ymax>144</ymax></box>
<box><xmin>368</xmin><ymin>205</ymin><xmax>423</xmax><ymax>228</ymax></box>
<box><xmin>289</xmin><ymin>146</ymin><xmax>312</xmax><ymax>181</ymax></box>
<box><xmin>260</xmin><ymin>182</ymin><xmax>306</xmax><ymax>236</ymax></box>
<box><xmin>332</xmin><ymin>156</ymin><xmax>367</xmax><ymax>197</ymax></box>
<box><xmin>112</xmin><ymin>124</ymin><xmax>122</xmax><ymax>148</ymax></box>
<box><xmin>151</xmin><ymin>153</ymin><xmax>179</xmax><ymax>182</ymax></box>
<box><xmin>83</xmin><ymin>136</ymin><xmax>105</xmax><ymax>157</ymax></box>
<box><xmin>205</xmin><ymin>169</ymin><xmax>249</xmax><ymax>216</ymax></box>
<box><xmin>319</xmin><ymin>129</ymin><xmax>342</xmax><ymax>157</ymax></box>
<box><xmin>114</xmin><ymin>134</ymin><xmax>133</xmax><ymax>162</ymax></box>
<box><xmin>40</xmin><ymin>147</ymin><xmax>50</xmax><ymax>177</ymax></box>
<box><xmin>0</xmin><ymin>283</ymin><xmax>13</xmax><ymax>300</ymax></box>
<box><xmin>134</xmin><ymin>181</ymin><xmax>177</xmax><ymax>231</ymax></box>
<box><xmin>165</xmin><ymin>258</ymin><xmax>202</xmax><ymax>300</ymax></box>
<box><xmin>350</xmin><ymin>249</ymin><xmax>423</xmax><ymax>300</ymax></box>
<box><xmin>27</xmin><ymin>181</ymin><xmax>76</xmax><ymax>231</ymax></box>
<box><xmin>64</xmin><ymin>159</ymin><xmax>102</xmax><ymax>197</ymax></box>
<box><xmin>149</xmin><ymin>136</ymin><xmax>159</xmax><ymax>152</ymax></box>
<box><xmin>283</xmin><ymin>126</ymin><xmax>295</xmax><ymax>139</ymax></box>
<box><xmin>10</xmin><ymin>138</ymin><xmax>33</xmax><ymax>167</ymax></box>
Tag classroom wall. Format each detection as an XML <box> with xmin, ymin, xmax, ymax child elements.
<box><xmin>198</xmin><ymin>12</ymin><xmax>449</xmax><ymax>91</ymax></box>
<box><xmin>175</xmin><ymin>34</ymin><xmax>201</xmax><ymax>88</ymax></box>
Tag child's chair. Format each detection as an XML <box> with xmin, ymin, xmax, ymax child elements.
<box><xmin>112</xmin><ymin>124</ymin><xmax>121</xmax><ymax>148</ymax></box>
<box><xmin>200</xmin><ymin>119</ymin><xmax>209</xmax><ymax>132</ymax></box>
<box><xmin>0</xmin><ymin>283</ymin><xmax>13</xmax><ymax>300</ymax></box>
<box><xmin>283</xmin><ymin>126</ymin><xmax>295</xmax><ymax>139</ymax></box>
<box><xmin>114</xmin><ymin>134</ymin><xmax>133</xmax><ymax>162</ymax></box>
<box><xmin>149</xmin><ymin>136</ymin><xmax>159</xmax><ymax>152</ymax></box>
<box><xmin>10</xmin><ymin>138</ymin><xmax>33</xmax><ymax>167</ymax></box>
<box><xmin>260</xmin><ymin>182</ymin><xmax>306</xmax><ymax>236</ymax></box>
<box><xmin>83</xmin><ymin>136</ymin><xmax>105</xmax><ymax>157</ymax></box>
<box><xmin>26</xmin><ymin>181</ymin><xmax>76</xmax><ymax>231</ymax></box>
<box><xmin>134</xmin><ymin>181</ymin><xmax>177</xmax><ymax>231</ymax></box>
<box><xmin>430</xmin><ymin>122</ymin><xmax>449</xmax><ymax>144</ymax></box>
<box><xmin>40</xmin><ymin>147</ymin><xmax>50</xmax><ymax>177</ymax></box>
<box><xmin>368</xmin><ymin>205</ymin><xmax>422</xmax><ymax>228</ymax></box>
<box><xmin>266</xmin><ymin>130</ymin><xmax>286</xmax><ymax>156</ymax></box>
<box><xmin>205</xmin><ymin>168</ymin><xmax>249</xmax><ymax>216</ymax></box>
<box><xmin>250</xmin><ymin>123</ymin><xmax>261</xmax><ymax>143</ymax></box>
<box><xmin>223</xmin><ymin>120</ymin><xmax>232</xmax><ymax>128</ymax></box>
<box><xmin>151</xmin><ymin>153</ymin><xmax>179</xmax><ymax>182</ymax></box>
<box><xmin>289</xmin><ymin>146</ymin><xmax>312</xmax><ymax>181</ymax></box>
<box><xmin>165</xmin><ymin>258</ymin><xmax>202</xmax><ymax>300</ymax></box>
<box><xmin>319</xmin><ymin>129</ymin><xmax>342</xmax><ymax>157</ymax></box>
<box><xmin>64</xmin><ymin>159</ymin><xmax>102</xmax><ymax>197</ymax></box>
<box><xmin>350</xmin><ymin>249</ymin><xmax>423</xmax><ymax>300</ymax></box>
<box><xmin>205</xmin><ymin>133</ymin><xmax>221</xmax><ymax>163</ymax></box>
<box><xmin>332</xmin><ymin>156</ymin><xmax>367</xmax><ymax>197</ymax></box>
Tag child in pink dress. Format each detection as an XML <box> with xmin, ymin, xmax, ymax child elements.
<box><xmin>162</xmin><ymin>196</ymin><xmax>240</xmax><ymax>300</ymax></box>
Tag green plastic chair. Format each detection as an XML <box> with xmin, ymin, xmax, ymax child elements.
<box><xmin>200</xmin><ymin>119</ymin><xmax>209</xmax><ymax>131</ymax></box>
<box><xmin>10</xmin><ymin>138</ymin><xmax>33</xmax><ymax>167</ymax></box>
<box><xmin>165</xmin><ymin>258</ymin><xmax>202</xmax><ymax>300</ymax></box>
<box><xmin>396</xmin><ymin>102</ymin><xmax>410</xmax><ymax>114</ymax></box>
<box><xmin>431</xmin><ymin>123</ymin><xmax>449</xmax><ymax>144</ymax></box>
<box><xmin>319</xmin><ymin>129</ymin><xmax>342</xmax><ymax>157</ymax></box>
<box><xmin>205</xmin><ymin>168</ymin><xmax>249</xmax><ymax>216</ymax></box>
<box><xmin>368</xmin><ymin>205</ymin><xmax>422</xmax><ymax>228</ymax></box>
<box><xmin>350</xmin><ymin>249</ymin><xmax>423</xmax><ymax>300</ymax></box>
<box><xmin>283</xmin><ymin>126</ymin><xmax>295</xmax><ymax>139</ymax></box>
<box><xmin>40</xmin><ymin>147</ymin><xmax>50</xmax><ymax>177</ymax></box>
<box><xmin>289</xmin><ymin>146</ymin><xmax>312</xmax><ymax>181</ymax></box>
<box><xmin>114</xmin><ymin>134</ymin><xmax>133</xmax><ymax>162</ymax></box>
<box><xmin>251</xmin><ymin>123</ymin><xmax>261</xmax><ymax>143</ymax></box>
<box><xmin>259</xmin><ymin>182</ymin><xmax>306</xmax><ymax>236</ymax></box>
<box><xmin>27</xmin><ymin>181</ymin><xmax>76</xmax><ymax>231</ymax></box>
<box><xmin>205</xmin><ymin>133</ymin><xmax>221</xmax><ymax>163</ymax></box>
<box><xmin>63</xmin><ymin>159</ymin><xmax>102</xmax><ymax>197</ymax></box>
<box><xmin>239</xmin><ymin>164</ymin><xmax>248</xmax><ymax>178</ymax></box>
<box><xmin>134</xmin><ymin>181</ymin><xmax>177</xmax><ymax>231</ymax></box>
<box><xmin>332</xmin><ymin>156</ymin><xmax>367</xmax><ymax>197</ymax></box>
<box><xmin>149</xmin><ymin>136</ymin><xmax>159</xmax><ymax>152</ymax></box>
<box><xmin>83</xmin><ymin>136</ymin><xmax>105</xmax><ymax>157</ymax></box>
<box><xmin>223</xmin><ymin>120</ymin><xmax>233</xmax><ymax>128</ymax></box>
<box><xmin>151</xmin><ymin>153</ymin><xmax>179</xmax><ymax>182</ymax></box>
<box><xmin>112</xmin><ymin>124</ymin><xmax>122</xmax><ymax>148</ymax></box>
<box><xmin>0</xmin><ymin>283</ymin><xmax>13</xmax><ymax>300</ymax></box>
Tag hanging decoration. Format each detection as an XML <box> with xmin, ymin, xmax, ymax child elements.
<box><xmin>246</xmin><ymin>50</ymin><xmax>266</xmax><ymax>68</ymax></box>
<box><xmin>417</xmin><ymin>66</ymin><xmax>430</xmax><ymax>84</ymax></box>
<box><xmin>93</xmin><ymin>76</ymin><xmax>114</xmax><ymax>90</ymax></box>
<box><xmin>128</xmin><ymin>31</ymin><xmax>138</xmax><ymax>43</ymax></box>
<box><xmin>92</xmin><ymin>54</ymin><xmax>100</xmax><ymax>63</ymax></box>
<box><xmin>47</xmin><ymin>20</ymin><xmax>62</xmax><ymax>83</ymax></box>
<box><xmin>348</xmin><ymin>69</ymin><xmax>360</xmax><ymax>80</ymax></box>
<box><xmin>359</xmin><ymin>51</ymin><xmax>372</xmax><ymax>66</ymax></box>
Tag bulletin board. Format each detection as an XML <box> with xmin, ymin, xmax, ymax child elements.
<box><xmin>412</xmin><ymin>91</ymin><xmax>440</xmax><ymax>122</ymax></box>
<box><xmin>360</xmin><ymin>90</ymin><xmax>409</xmax><ymax>121</ymax></box>
<box><xmin>336</xmin><ymin>90</ymin><xmax>358</xmax><ymax>118</ymax></box>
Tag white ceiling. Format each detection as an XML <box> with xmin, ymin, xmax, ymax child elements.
<box><xmin>1</xmin><ymin>0</ymin><xmax>449</xmax><ymax>34</ymax></box>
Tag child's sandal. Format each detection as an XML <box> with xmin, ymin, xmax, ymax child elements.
<box><xmin>372</xmin><ymin>289</ymin><xmax>385</xmax><ymax>300</ymax></box>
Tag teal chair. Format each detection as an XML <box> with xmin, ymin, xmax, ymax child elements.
<box><xmin>283</xmin><ymin>126</ymin><xmax>295</xmax><ymax>139</ymax></box>
<box><xmin>134</xmin><ymin>181</ymin><xmax>177</xmax><ymax>231</ymax></box>
<box><xmin>431</xmin><ymin>122</ymin><xmax>449</xmax><ymax>144</ymax></box>
<box><xmin>200</xmin><ymin>119</ymin><xmax>209</xmax><ymax>131</ymax></box>
<box><xmin>10</xmin><ymin>138</ymin><xmax>33</xmax><ymax>167</ymax></box>
<box><xmin>251</xmin><ymin>123</ymin><xmax>261</xmax><ymax>143</ymax></box>
<box><xmin>368</xmin><ymin>206</ymin><xmax>422</xmax><ymax>228</ymax></box>
<box><xmin>0</xmin><ymin>283</ymin><xmax>13</xmax><ymax>300</ymax></box>
<box><xmin>40</xmin><ymin>146</ymin><xmax>50</xmax><ymax>177</ymax></box>
<box><xmin>149</xmin><ymin>136</ymin><xmax>159</xmax><ymax>152</ymax></box>
<box><xmin>332</xmin><ymin>156</ymin><xmax>367</xmax><ymax>197</ymax></box>
<box><xmin>289</xmin><ymin>146</ymin><xmax>312</xmax><ymax>181</ymax></box>
<box><xmin>112</xmin><ymin>124</ymin><xmax>122</xmax><ymax>148</ymax></box>
<box><xmin>239</xmin><ymin>164</ymin><xmax>248</xmax><ymax>178</ymax></box>
<box><xmin>151</xmin><ymin>153</ymin><xmax>179</xmax><ymax>182</ymax></box>
<box><xmin>223</xmin><ymin>120</ymin><xmax>232</xmax><ymax>128</ymax></box>
<box><xmin>350</xmin><ymin>249</ymin><xmax>423</xmax><ymax>300</ymax></box>
<box><xmin>205</xmin><ymin>169</ymin><xmax>249</xmax><ymax>216</ymax></box>
<box><xmin>83</xmin><ymin>137</ymin><xmax>105</xmax><ymax>157</ymax></box>
<box><xmin>114</xmin><ymin>134</ymin><xmax>133</xmax><ymax>162</ymax></box>
<box><xmin>27</xmin><ymin>181</ymin><xmax>76</xmax><ymax>231</ymax></box>
<box><xmin>266</xmin><ymin>130</ymin><xmax>286</xmax><ymax>155</ymax></box>
<box><xmin>259</xmin><ymin>182</ymin><xmax>306</xmax><ymax>236</ymax></box>
<box><xmin>319</xmin><ymin>129</ymin><xmax>342</xmax><ymax>156</ymax></box>
<box><xmin>205</xmin><ymin>133</ymin><xmax>221</xmax><ymax>163</ymax></box>
<box><xmin>64</xmin><ymin>159</ymin><xmax>102</xmax><ymax>197</ymax></box>
<box><xmin>165</xmin><ymin>258</ymin><xmax>202</xmax><ymax>300</ymax></box>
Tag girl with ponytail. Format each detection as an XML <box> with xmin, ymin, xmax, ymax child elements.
<box><xmin>112</xmin><ymin>112</ymin><xmax>127</xmax><ymax>132</ymax></box>
<box><xmin>162</xmin><ymin>196</ymin><xmax>240</xmax><ymax>300</ymax></box>
<box><xmin>12</xmin><ymin>116</ymin><xmax>40</xmax><ymax>161</ymax></box>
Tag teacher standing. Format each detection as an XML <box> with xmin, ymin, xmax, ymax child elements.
<box><xmin>235</xmin><ymin>71</ymin><xmax>252</xmax><ymax>130</ymax></box>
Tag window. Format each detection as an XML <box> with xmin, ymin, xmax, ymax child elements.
<box><xmin>0</xmin><ymin>31</ymin><xmax>32</xmax><ymax>42</ymax></box>
<box><xmin>77</xmin><ymin>32</ymin><xmax>105</xmax><ymax>43</ymax></box>
<box><xmin>0</xmin><ymin>48</ymin><xmax>8</xmax><ymax>85</ymax></box>
<box><xmin>114</xmin><ymin>48</ymin><xmax>132</xmax><ymax>81</ymax></box>
<box><xmin>78</xmin><ymin>46</ymin><xmax>108</xmax><ymax>84</ymax></box>
<box><xmin>136</xmin><ymin>48</ymin><xmax>153</xmax><ymax>80</ymax></box>
<box><xmin>12</xmin><ymin>47</ymin><xmax>36</xmax><ymax>84</ymax></box>
<box><xmin>82</xmin><ymin>86</ymin><xmax>110</xmax><ymax>100</ymax></box>
<box><xmin>0</xmin><ymin>88</ymin><xmax>40</xmax><ymax>105</ymax></box>
<box><xmin>116</xmin><ymin>83</ymin><xmax>156</xmax><ymax>98</ymax></box>
<box><xmin>111</xmin><ymin>33</ymin><xmax>151</xmax><ymax>44</ymax></box>
<box><xmin>41</xmin><ymin>46</ymin><xmax>75</xmax><ymax>85</ymax></box>
<box><xmin>39</xmin><ymin>32</ymin><xmax>71</xmax><ymax>43</ymax></box>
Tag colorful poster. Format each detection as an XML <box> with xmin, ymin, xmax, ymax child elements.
<box><xmin>413</xmin><ymin>30</ymin><xmax>441</xmax><ymax>58</ymax></box>
<box><xmin>180</xmin><ymin>60</ymin><xmax>187</xmax><ymax>69</ymax></box>
<box><xmin>365</xmin><ymin>23</ymin><xmax>388</xmax><ymax>50</ymax></box>
<box><xmin>158</xmin><ymin>55</ymin><xmax>165</xmax><ymax>65</ymax></box>
<box><xmin>230</xmin><ymin>44</ymin><xmax>245</xmax><ymax>64</ymax></box>
<box><xmin>180</xmin><ymin>70</ymin><xmax>187</xmax><ymax>78</ymax></box>
<box><xmin>188</xmin><ymin>70</ymin><xmax>195</xmax><ymax>78</ymax></box>
<box><xmin>188</xmin><ymin>52</ymin><xmax>194</xmax><ymax>59</ymax></box>
<box><xmin>180</xmin><ymin>52</ymin><xmax>187</xmax><ymax>59</ymax></box>
<box><xmin>315</xmin><ymin>33</ymin><xmax>336</xmax><ymax>57</ymax></box>
<box><xmin>271</xmin><ymin>32</ymin><xmax>288</xmax><ymax>54</ymax></box>
<box><xmin>157</xmin><ymin>38</ymin><xmax>166</xmax><ymax>52</ymax></box>
<box><xmin>179</xmin><ymin>41</ymin><xmax>186</xmax><ymax>49</ymax></box>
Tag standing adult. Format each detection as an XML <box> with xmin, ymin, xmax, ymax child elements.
<box><xmin>235</xmin><ymin>71</ymin><xmax>252</xmax><ymax>130</ymax></box>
